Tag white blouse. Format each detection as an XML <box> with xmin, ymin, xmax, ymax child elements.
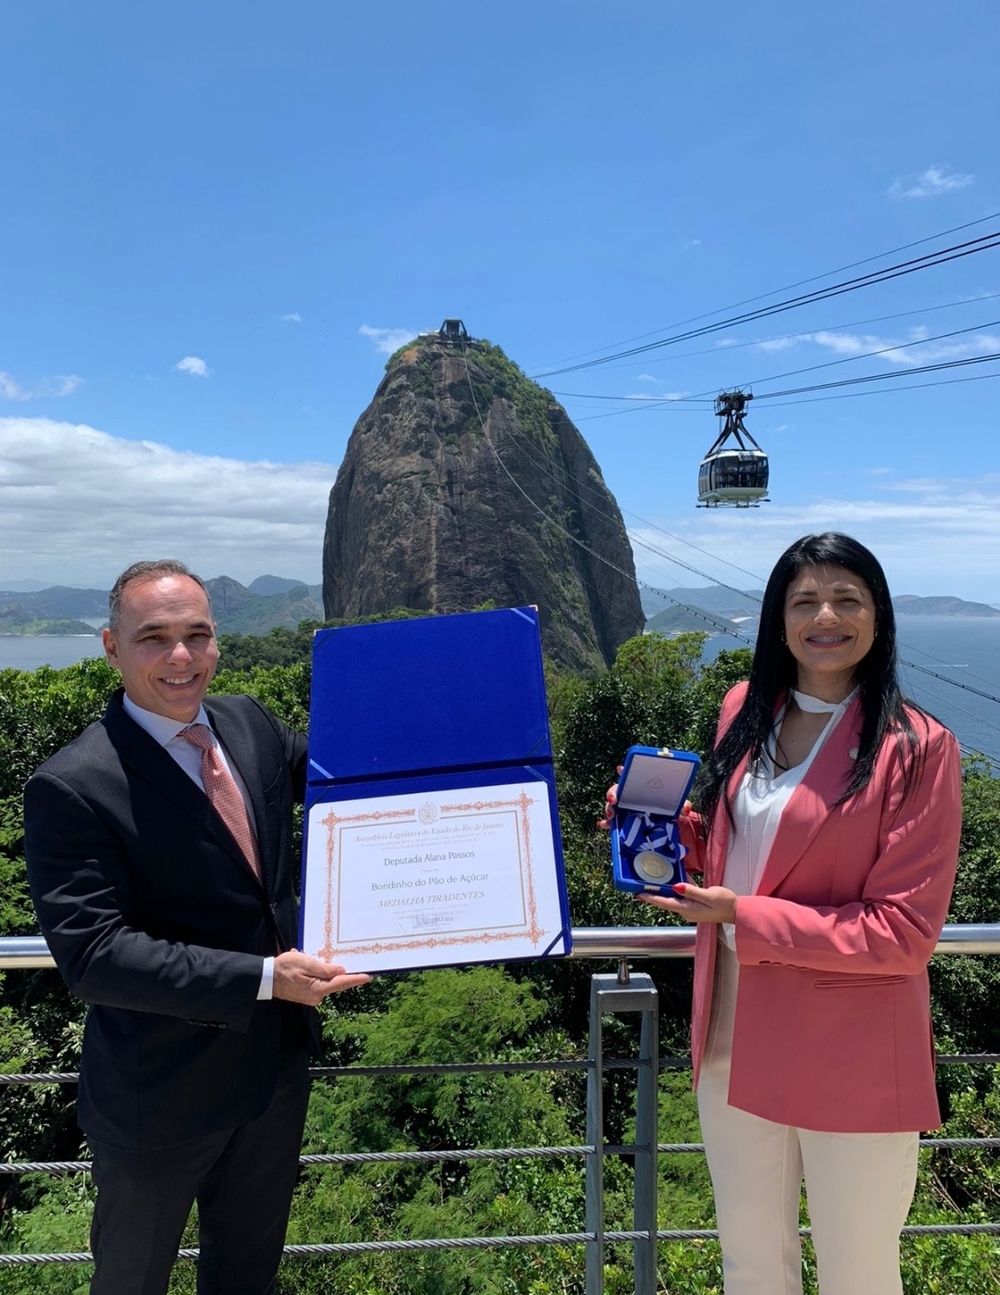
<box><xmin>719</xmin><ymin>690</ymin><xmax>855</xmax><ymax>950</ymax></box>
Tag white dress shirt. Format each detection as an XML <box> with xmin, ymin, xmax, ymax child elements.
<box><xmin>122</xmin><ymin>694</ymin><xmax>274</xmax><ymax>999</ymax></box>
<box><xmin>720</xmin><ymin>689</ymin><xmax>855</xmax><ymax>950</ymax></box>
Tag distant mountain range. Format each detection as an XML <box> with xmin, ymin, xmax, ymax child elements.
<box><xmin>0</xmin><ymin>576</ymin><xmax>324</xmax><ymax>637</ymax></box>
<box><xmin>3</xmin><ymin>576</ymin><xmax>997</xmax><ymax>640</ymax></box>
<box><xmin>641</xmin><ymin>586</ymin><xmax>1000</xmax><ymax>636</ymax></box>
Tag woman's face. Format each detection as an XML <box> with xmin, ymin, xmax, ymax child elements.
<box><xmin>782</xmin><ymin>563</ymin><xmax>877</xmax><ymax>698</ymax></box>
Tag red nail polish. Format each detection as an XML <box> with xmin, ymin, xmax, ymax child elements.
<box><xmin>672</xmin><ymin>883</ymin><xmax>686</xmax><ymax>894</ymax></box>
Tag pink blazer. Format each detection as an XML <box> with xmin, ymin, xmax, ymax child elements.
<box><xmin>687</xmin><ymin>681</ymin><xmax>962</xmax><ymax>1133</ymax></box>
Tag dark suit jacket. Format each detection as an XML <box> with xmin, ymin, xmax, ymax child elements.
<box><xmin>24</xmin><ymin>689</ymin><xmax>313</xmax><ymax>1152</ymax></box>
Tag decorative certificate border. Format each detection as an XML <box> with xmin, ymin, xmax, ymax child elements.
<box><xmin>317</xmin><ymin>788</ymin><xmax>546</xmax><ymax>960</ymax></box>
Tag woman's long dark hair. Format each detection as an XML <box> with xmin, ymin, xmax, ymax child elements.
<box><xmin>699</xmin><ymin>532</ymin><xmax>925</xmax><ymax>826</ymax></box>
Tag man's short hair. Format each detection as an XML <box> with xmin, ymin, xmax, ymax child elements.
<box><xmin>108</xmin><ymin>560</ymin><xmax>212</xmax><ymax>632</ymax></box>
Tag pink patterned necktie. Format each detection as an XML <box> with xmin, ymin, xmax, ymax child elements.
<box><xmin>180</xmin><ymin>724</ymin><xmax>262</xmax><ymax>880</ymax></box>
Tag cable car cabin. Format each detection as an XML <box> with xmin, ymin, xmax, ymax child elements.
<box><xmin>697</xmin><ymin>449</ymin><xmax>769</xmax><ymax>507</ymax></box>
<box><xmin>697</xmin><ymin>390</ymin><xmax>769</xmax><ymax>507</ymax></box>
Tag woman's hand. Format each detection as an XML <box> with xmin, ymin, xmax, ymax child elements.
<box><xmin>636</xmin><ymin>881</ymin><xmax>737</xmax><ymax>925</ymax></box>
<box><xmin>596</xmin><ymin>768</ymin><xmax>622</xmax><ymax>830</ymax></box>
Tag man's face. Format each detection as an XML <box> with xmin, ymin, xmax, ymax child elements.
<box><xmin>102</xmin><ymin>575</ymin><xmax>220</xmax><ymax>723</ymax></box>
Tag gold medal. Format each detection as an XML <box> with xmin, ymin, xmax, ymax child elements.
<box><xmin>633</xmin><ymin>851</ymin><xmax>672</xmax><ymax>883</ymax></box>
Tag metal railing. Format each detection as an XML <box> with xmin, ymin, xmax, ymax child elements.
<box><xmin>2</xmin><ymin>926</ymin><xmax>1000</xmax><ymax>1293</ymax></box>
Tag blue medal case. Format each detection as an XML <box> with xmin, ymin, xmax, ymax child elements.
<box><xmin>611</xmin><ymin>745</ymin><xmax>701</xmax><ymax>895</ymax></box>
<box><xmin>302</xmin><ymin>606</ymin><xmax>572</xmax><ymax>964</ymax></box>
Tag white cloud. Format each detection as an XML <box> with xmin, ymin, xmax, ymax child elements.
<box><xmin>755</xmin><ymin>336</ymin><xmax>799</xmax><ymax>353</ymax></box>
<box><xmin>0</xmin><ymin>373</ymin><xmax>30</xmax><ymax>401</ymax></box>
<box><xmin>358</xmin><ymin>324</ymin><xmax>419</xmax><ymax>355</ymax></box>
<box><xmin>37</xmin><ymin>374</ymin><xmax>85</xmax><ymax>397</ymax></box>
<box><xmin>0</xmin><ymin>371</ymin><xmax>85</xmax><ymax>401</ymax></box>
<box><xmin>630</xmin><ymin>476</ymin><xmax>1000</xmax><ymax>600</ymax></box>
<box><xmin>0</xmin><ymin>417</ymin><xmax>335</xmax><ymax>586</ymax></box>
<box><xmin>888</xmin><ymin>165</ymin><xmax>974</xmax><ymax>199</ymax></box>
<box><xmin>751</xmin><ymin>326</ymin><xmax>1000</xmax><ymax>366</ymax></box>
<box><xmin>626</xmin><ymin>390</ymin><xmax>693</xmax><ymax>402</ymax></box>
<box><xmin>281</xmin><ymin>312</ymin><xmax>302</xmax><ymax>323</ymax></box>
<box><xmin>175</xmin><ymin>356</ymin><xmax>211</xmax><ymax>378</ymax></box>
<box><xmin>810</xmin><ymin>327</ymin><xmax>1000</xmax><ymax>365</ymax></box>
<box><xmin>636</xmin><ymin>374</ymin><xmax>658</xmax><ymax>383</ymax></box>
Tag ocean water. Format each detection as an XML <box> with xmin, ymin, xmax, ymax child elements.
<box><xmin>700</xmin><ymin>614</ymin><xmax>1000</xmax><ymax>765</ymax></box>
<box><xmin>0</xmin><ymin>636</ymin><xmax>104</xmax><ymax>671</ymax></box>
<box><xmin>3</xmin><ymin>617</ymin><xmax>1000</xmax><ymax>762</ymax></box>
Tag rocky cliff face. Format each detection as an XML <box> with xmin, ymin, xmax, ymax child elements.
<box><xmin>322</xmin><ymin>335</ymin><xmax>644</xmax><ymax>670</ymax></box>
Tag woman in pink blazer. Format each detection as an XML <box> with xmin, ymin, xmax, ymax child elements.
<box><xmin>619</xmin><ymin>533</ymin><xmax>962</xmax><ymax>1295</ymax></box>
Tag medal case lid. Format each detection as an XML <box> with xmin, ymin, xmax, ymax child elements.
<box><xmin>616</xmin><ymin>745</ymin><xmax>700</xmax><ymax>820</ymax></box>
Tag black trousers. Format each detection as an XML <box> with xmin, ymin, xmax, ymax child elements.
<box><xmin>86</xmin><ymin>1042</ymin><xmax>310</xmax><ymax>1295</ymax></box>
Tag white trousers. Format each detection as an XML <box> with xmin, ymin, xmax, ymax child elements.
<box><xmin>697</xmin><ymin>944</ymin><xmax>919</xmax><ymax>1295</ymax></box>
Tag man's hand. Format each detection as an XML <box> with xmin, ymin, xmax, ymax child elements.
<box><xmin>272</xmin><ymin>950</ymin><xmax>372</xmax><ymax>1005</ymax></box>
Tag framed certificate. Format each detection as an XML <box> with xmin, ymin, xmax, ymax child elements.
<box><xmin>301</xmin><ymin>775</ymin><xmax>568</xmax><ymax>973</ymax></box>
<box><xmin>300</xmin><ymin>608</ymin><xmax>572</xmax><ymax>973</ymax></box>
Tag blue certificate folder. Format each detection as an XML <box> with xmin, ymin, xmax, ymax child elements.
<box><xmin>301</xmin><ymin>606</ymin><xmax>573</xmax><ymax>973</ymax></box>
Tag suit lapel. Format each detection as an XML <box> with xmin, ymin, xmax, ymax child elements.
<box><xmin>754</xmin><ymin>696</ymin><xmax>863</xmax><ymax>896</ymax></box>
<box><xmin>104</xmin><ymin>693</ymin><xmax>264</xmax><ymax>888</ymax></box>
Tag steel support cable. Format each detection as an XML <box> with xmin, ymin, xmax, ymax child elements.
<box><xmin>530</xmin><ymin>210</ymin><xmax>1000</xmax><ymax>371</ymax></box>
<box><xmin>0</xmin><ymin>1058</ymin><xmax>627</xmax><ymax>1086</ymax></box>
<box><xmin>735</xmin><ymin>367</ymin><xmax>1000</xmax><ymax>412</ymax></box>
<box><xmin>2</xmin><ymin>1052</ymin><xmax>999</xmax><ymax>1089</ymax></box>
<box><xmin>748</xmin><ymin>350</ymin><xmax>1000</xmax><ymax>402</ymax></box>
<box><xmin>718</xmin><ymin>317</ymin><xmax>1000</xmax><ymax>395</ymax></box>
<box><xmin>552</xmin><ymin>314</ymin><xmax>1000</xmax><ymax>405</ymax></box>
<box><xmin>556</xmin><ymin>290</ymin><xmax>1000</xmax><ymax>378</ymax></box>
<box><xmin>9</xmin><ymin>1221</ymin><xmax>1000</xmax><ymax>1265</ymax></box>
<box><xmin>533</xmin><ymin>232</ymin><xmax>1000</xmax><ymax>378</ymax></box>
<box><xmin>572</xmin><ymin>349</ymin><xmax>1000</xmax><ymax>423</ymax></box>
<box><xmin>574</xmin><ymin>366</ymin><xmax>1000</xmax><ymax>421</ymax></box>
<box><xmin>6</xmin><ymin>1131</ymin><xmax>1000</xmax><ymax>1178</ymax></box>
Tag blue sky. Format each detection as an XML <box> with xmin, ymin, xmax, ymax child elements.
<box><xmin>1</xmin><ymin>0</ymin><xmax>998</xmax><ymax>597</ymax></box>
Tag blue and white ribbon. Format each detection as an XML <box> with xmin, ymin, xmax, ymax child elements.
<box><xmin>619</xmin><ymin>811</ymin><xmax>687</xmax><ymax>863</ymax></box>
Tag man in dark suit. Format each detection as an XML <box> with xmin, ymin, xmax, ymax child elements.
<box><xmin>24</xmin><ymin>559</ymin><xmax>370</xmax><ymax>1295</ymax></box>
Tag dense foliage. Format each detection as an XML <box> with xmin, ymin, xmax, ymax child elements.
<box><xmin>2</xmin><ymin>629</ymin><xmax>1000</xmax><ymax>1293</ymax></box>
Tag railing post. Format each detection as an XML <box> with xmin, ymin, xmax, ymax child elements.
<box><xmin>634</xmin><ymin>992</ymin><xmax>659</xmax><ymax>1294</ymax></box>
<box><xmin>586</xmin><ymin>969</ymin><xmax>659</xmax><ymax>1295</ymax></box>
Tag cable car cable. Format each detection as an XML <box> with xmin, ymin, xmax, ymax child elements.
<box><xmin>551</xmin><ymin>315</ymin><xmax>1000</xmax><ymax>406</ymax></box>
<box><xmin>691</xmin><ymin>317</ymin><xmax>1000</xmax><ymax>400</ymax></box>
<box><xmin>532</xmin><ymin>231</ymin><xmax>1000</xmax><ymax>378</ymax></box>
<box><xmin>751</xmin><ymin>351</ymin><xmax>1000</xmax><ymax>402</ymax></box>
<box><xmin>741</xmin><ymin>368</ymin><xmax>1000</xmax><ymax>412</ymax></box>
<box><xmin>529</xmin><ymin>210</ymin><xmax>1000</xmax><ymax>371</ymax></box>
<box><xmin>573</xmin><ymin>352</ymin><xmax>1000</xmax><ymax>422</ymax></box>
<box><xmin>566</xmin><ymin>290</ymin><xmax>1000</xmax><ymax>376</ymax></box>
